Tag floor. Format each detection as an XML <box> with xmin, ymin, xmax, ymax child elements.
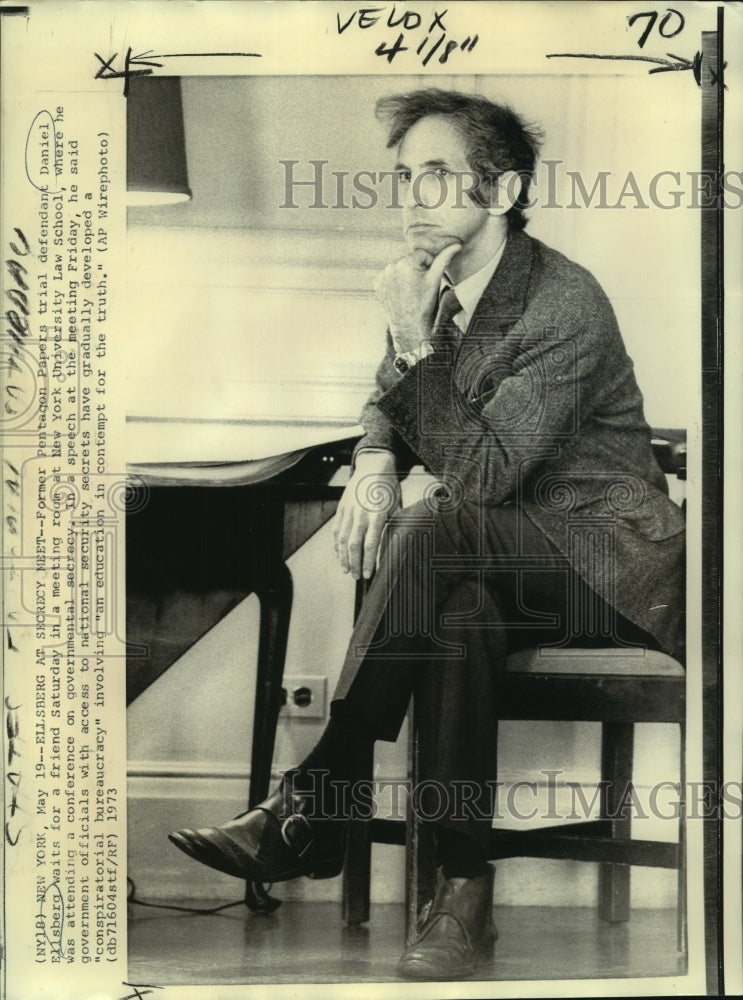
<box><xmin>127</xmin><ymin>898</ymin><xmax>686</xmax><ymax>987</ymax></box>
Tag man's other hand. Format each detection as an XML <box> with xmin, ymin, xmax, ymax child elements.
<box><xmin>374</xmin><ymin>241</ymin><xmax>461</xmax><ymax>356</ymax></box>
<box><xmin>333</xmin><ymin>450</ymin><xmax>401</xmax><ymax>580</ymax></box>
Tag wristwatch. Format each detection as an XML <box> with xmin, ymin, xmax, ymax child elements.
<box><xmin>393</xmin><ymin>342</ymin><xmax>434</xmax><ymax>375</ymax></box>
<box><xmin>393</xmin><ymin>351</ymin><xmax>417</xmax><ymax>375</ymax></box>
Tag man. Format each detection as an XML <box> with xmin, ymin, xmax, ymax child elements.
<box><xmin>170</xmin><ymin>90</ymin><xmax>685</xmax><ymax>980</ymax></box>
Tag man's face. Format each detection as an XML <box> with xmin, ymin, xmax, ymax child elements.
<box><xmin>396</xmin><ymin>114</ymin><xmax>493</xmax><ymax>265</ymax></box>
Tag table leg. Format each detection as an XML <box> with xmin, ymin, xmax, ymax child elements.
<box><xmin>249</xmin><ymin>562</ymin><xmax>294</xmax><ymax>809</ymax></box>
<box><xmin>243</xmin><ymin>485</ymin><xmax>294</xmax><ymax>913</ymax></box>
<box><xmin>244</xmin><ymin>561</ymin><xmax>293</xmax><ymax>913</ymax></box>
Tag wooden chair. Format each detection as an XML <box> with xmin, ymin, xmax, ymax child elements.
<box><xmin>406</xmin><ymin>645</ymin><xmax>686</xmax><ymax>949</ymax></box>
<box><xmin>343</xmin><ymin>430</ymin><xmax>687</xmax><ymax>954</ymax></box>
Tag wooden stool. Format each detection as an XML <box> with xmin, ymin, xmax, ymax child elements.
<box><xmin>406</xmin><ymin>647</ymin><xmax>686</xmax><ymax>950</ymax></box>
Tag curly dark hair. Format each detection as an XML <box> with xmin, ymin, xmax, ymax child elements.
<box><xmin>376</xmin><ymin>89</ymin><xmax>543</xmax><ymax>230</ymax></box>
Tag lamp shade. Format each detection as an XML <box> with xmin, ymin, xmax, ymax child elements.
<box><xmin>126</xmin><ymin>76</ymin><xmax>192</xmax><ymax>205</ymax></box>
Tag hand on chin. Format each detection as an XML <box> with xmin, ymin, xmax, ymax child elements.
<box><xmin>406</xmin><ymin>232</ymin><xmax>463</xmax><ymax>267</ymax></box>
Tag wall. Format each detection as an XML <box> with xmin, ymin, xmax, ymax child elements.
<box><xmin>126</xmin><ymin>73</ymin><xmax>692</xmax><ymax>907</ymax></box>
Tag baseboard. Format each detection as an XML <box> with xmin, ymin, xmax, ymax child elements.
<box><xmin>127</xmin><ymin>764</ymin><xmax>679</xmax><ymax>908</ymax></box>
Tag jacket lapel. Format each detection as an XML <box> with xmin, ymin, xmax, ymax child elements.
<box><xmin>454</xmin><ymin>229</ymin><xmax>537</xmax><ymax>398</ymax></box>
<box><xmin>466</xmin><ymin>228</ymin><xmax>535</xmax><ymax>336</ymax></box>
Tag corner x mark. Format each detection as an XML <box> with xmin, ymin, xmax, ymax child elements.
<box><xmin>119</xmin><ymin>983</ymin><xmax>163</xmax><ymax>1000</ymax></box>
<box><xmin>708</xmin><ymin>60</ymin><xmax>727</xmax><ymax>89</ymax></box>
<box><xmin>94</xmin><ymin>48</ymin><xmax>262</xmax><ymax>96</ymax></box>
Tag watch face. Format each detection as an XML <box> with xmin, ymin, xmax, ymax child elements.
<box><xmin>394</xmin><ymin>355</ymin><xmax>410</xmax><ymax>375</ymax></box>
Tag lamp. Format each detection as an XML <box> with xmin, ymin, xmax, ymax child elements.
<box><xmin>126</xmin><ymin>76</ymin><xmax>192</xmax><ymax>206</ymax></box>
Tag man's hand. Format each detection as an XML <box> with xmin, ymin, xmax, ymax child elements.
<box><xmin>374</xmin><ymin>241</ymin><xmax>462</xmax><ymax>356</ymax></box>
<box><xmin>333</xmin><ymin>450</ymin><xmax>401</xmax><ymax>580</ymax></box>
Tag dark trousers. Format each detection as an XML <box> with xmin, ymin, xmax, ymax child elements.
<box><xmin>332</xmin><ymin>497</ymin><xmax>656</xmax><ymax>851</ymax></box>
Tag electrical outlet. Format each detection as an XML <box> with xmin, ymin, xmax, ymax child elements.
<box><xmin>282</xmin><ymin>675</ymin><xmax>328</xmax><ymax>719</ymax></box>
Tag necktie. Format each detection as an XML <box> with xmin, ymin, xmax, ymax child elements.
<box><xmin>431</xmin><ymin>286</ymin><xmax>462</xmax><ymax>357</ymax></box>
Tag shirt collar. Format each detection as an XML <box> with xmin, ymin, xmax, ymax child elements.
<box><xmin>441</xmin><ymin>235</ymin><xmax>508</xmax><ymax>334</ymax></box>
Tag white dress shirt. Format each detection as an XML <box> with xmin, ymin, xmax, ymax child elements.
<box><xmin>440</xmin><ymin>234</ymin><xmax>507</xmax><ymax>336</ymax></box>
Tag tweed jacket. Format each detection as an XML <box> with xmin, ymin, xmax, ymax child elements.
<box><xmin>355</xmin><ymin>229</ymin><xmax>685</xmax><ymax>659</ymax></box>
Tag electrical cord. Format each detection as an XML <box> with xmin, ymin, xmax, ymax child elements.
<box><xmin>127</xmin><ymin>876</ymin><xmax>246</xmax><ymax>915</ymax></box>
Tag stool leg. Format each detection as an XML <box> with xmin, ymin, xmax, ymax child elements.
<box><xmin>342</xmin><ymin>822</ymin><xmax>372</xmax><ymax>925</ymax></box>
<box><xmin>342</xmin><ymin>744</ymin><xmax>374</xmax><ymax>925</ymax></box>
<box><xmin>405</xmin><ymin>704</ymin><xmax>436</xmax><ymax>945</ymax></box>
<box><xmin>677</xmin><ymin>719</ymin><xmax>687</xmax><ymax>954</ymax></box>
<box><xmin>598</xmin><ymin>721</ymin><xmax>634</xmax><ymax>922</ymax></box>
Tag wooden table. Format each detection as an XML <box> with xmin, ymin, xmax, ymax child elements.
<box><xmin>126</xmin><ymin>435</ymin><xmax>360</xmax><ymax>911</ymax></box>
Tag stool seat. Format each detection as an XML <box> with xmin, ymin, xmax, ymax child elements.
<box><xmin>496</xmin><ymin>647</ymin><xmax>685</xmax><ymax>724</ymax></box>
<box><xmin>505</xmin><ymin>646</ymin><xmax>685</xmax><ymax>676</ymax></box>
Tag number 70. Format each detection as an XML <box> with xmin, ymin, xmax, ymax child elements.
<box><xmin>629</xmin><ymin>8</ymin><xmax>685</xmax><ymax>49</ymax></box>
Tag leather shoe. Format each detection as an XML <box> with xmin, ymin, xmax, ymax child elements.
<box><xmin>398</xmin><ymin>866</ymin><xmax>497</xmax><ymax>980</ymax></box>
<box><xmin>168</xmin><ymin>773</ymin><xmax>346</xmax><ymax>883</ymax></box>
